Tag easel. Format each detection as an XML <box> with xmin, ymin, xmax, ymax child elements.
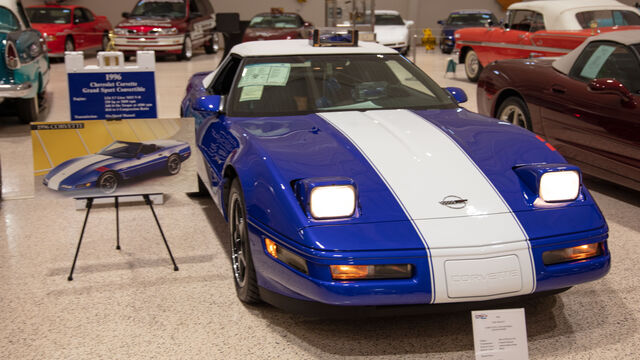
<box><xmin>68</xmin><ymin>193</ymin><xmax>179</xmax><ymax>281</ymax></box>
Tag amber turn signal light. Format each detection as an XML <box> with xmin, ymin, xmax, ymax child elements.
<box><xmin>543</xmin><ymin>242</ymin><xmax>603</xmax><ymax>265</ymax></box>
<box><xmin>330</xmin><ymin>264</ymin><xmax>413</xmax><ymax>280</ymax></box>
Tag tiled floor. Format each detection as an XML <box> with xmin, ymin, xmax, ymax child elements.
<box><xmin>1</xmin><ymin>47</ymin><xmax>639</xmax><ymax>359</ymax></box>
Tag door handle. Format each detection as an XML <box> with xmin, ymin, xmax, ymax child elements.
<box><xmin>551</xmin><ymin>85</ymin><xmax>566</xmax><ymax>94</ymax></box>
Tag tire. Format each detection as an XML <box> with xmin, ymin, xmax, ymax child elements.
<box><xmin>16</xmin><ymin>96</ymin><xmax>39</xmax><ymax>123</ymax></box>
<box><xmin>166</xmin><ymin>154</ymin><xmax>181</xmax><ymax>175</ymax></box>
<box><xmin>180</xmin><ymin>35</ymin><xmax>192</xmax><ymax>61</ymax></box>
<box><xmin>64</xmin><ymin>37</ymin><xmax>75</xmax><ymax>52</ymax></box>
<box><xmin>101</xmin><ymin>33</ymin><xmax>110</xmax><ymax>51</ymax></box>
<box><xmin>440</xmin><ymin>41</ymin><xmax>452</xmax><ymax>54</ymax></box>
<box><xmin>204</xmin><ymin>32</ymin><xmax>219</xmax><ymax>54</ymax></box>
<box><xmin>464</xmin><ymin>49</ymin><xmax>482</xmax><ymax>82</ymax></box>
<box><xmin>98</xmin><ymin>171</ymin><xmax>119</xmax><ymax>194</ymax></box>
<box><xmin>496</xmin><ymin>97</ymin><xmax>532</xmax><ymax>130</ymax></box>
<box><xmin>401</xmin><ymin>45</ymin><xmax>409</xmax><ymax>56</ymax></box>
<box><xmin>228</xmin><ymin>178</ymin><xmax>261</xmax><ymax>304</ymax></box>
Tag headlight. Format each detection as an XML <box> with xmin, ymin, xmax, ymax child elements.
<box><xmin>514</xmin><ymin>164</ymin><xmax>582</xmax><ymax>204</ymax></box>
<box><xmin>154</xmin><ymin>27</ymin><xmax>178</xmax><ymax>35</ymax></box>
<box><xmin>114</xmin><ymin>28</ymin><xmax>128</xmax><ymax>35</ymax></box>
<box><xmin>310</xmin><ymin>185</ymin><xmax>356</xmax><ymax>219</ymax></box>
<box><xmin>295</xmin><ymin>177</ymin><xmax>358</xmax><ymax>219</ymax></box>
<box><xmin>44</xmin><ymin>34</ymin><xmax>56</xmax><ymax>42</ymax></box>
<box><xmin>539</xmin><ymin>170</ymin><xmax>580</xmax><ymax>202</ymax></box>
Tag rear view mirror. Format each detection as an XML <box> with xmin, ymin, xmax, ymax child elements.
<box><xmin>194</xmin><ymin>95</ymin><xmax>224</xmax><ymax>113</ymax></box>
<box><xmin>437</xmin><ymin>20</ymin><xmax>444</xmax><ymax>25</ymax></box>
<box><xmin>445</xmin><ymin>87</ymin><xmax>467</xmax><ymax>104</ymax></box>
<box><xmin>588</xmin><ymin>78</ymin><xmax>637</xmax><ymax>108</ymax></box>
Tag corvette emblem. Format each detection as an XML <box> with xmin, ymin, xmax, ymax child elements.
<box><xmin>439</xmin><ymin>195</ymin><xmax>468</xmax><ymax>209</ymax></box>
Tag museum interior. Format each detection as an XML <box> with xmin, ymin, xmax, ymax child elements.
<box><xmin>1</xmin><ymin>0</ymin><xmax>639</xmax><ymax>358</ymax></box>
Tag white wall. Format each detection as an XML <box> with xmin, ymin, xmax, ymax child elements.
<box><xmin>22</xmin><ymin>0</ymin><xmax>639</xmax><ymax>32</ymax></box>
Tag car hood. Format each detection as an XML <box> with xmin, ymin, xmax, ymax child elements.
<box><xmin>374</xmin><ymin>25</ymin><xmax>408</xmax><ymax>43</ymax></box>
<box><xmin>243</xmin><ymin>28</ymin><xmax>301</xmax><ymax>41</ymax></box>
<box><xmin>237</xmin><ymin>108</ymin><xmax>567</xmax><ymax>222</ymax></box>
<box><xmin>30</xmin><ymin>23</ymin><xmax>72</xmax><ymax>35</ymax></box>
<box><xmin>45</xmin><ymin>154</ymin><xmax>120</xmax><ymax>185</ymax></box>
<box><xmin>116</xmin><ymin>18</ymin><xmax>182</xmax><ymax>31</ymax></box>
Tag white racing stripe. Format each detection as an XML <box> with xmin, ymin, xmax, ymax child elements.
<box><xmin>319</xmin><ymin>109</ymin><xmax>535</xmax><ymax>303</ymax></box>
<box><xmin>48</xmin><ymin>155</ymin><xmax>110</xmax><ymax>190</ymax></box>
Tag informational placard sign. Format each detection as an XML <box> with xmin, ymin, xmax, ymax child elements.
<box><xmin>65</xmin><ymin>51</ymin><xmax>157</xmax><ymax>121</ymax></box>
<box><xmin>471</xmin><ymin>308</ymin><xmax>529</xmax><ymax>360</ymax></box>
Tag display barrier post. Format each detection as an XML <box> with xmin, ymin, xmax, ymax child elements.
<box><xmin>65</xmin><ymin>51</ymin><xmax>158</xmax><ymax>121</ymax></box>
<box><xmin>67</xmin><ymin>193</ymin><xmax>179</xmax><ymax>281</ymax></box>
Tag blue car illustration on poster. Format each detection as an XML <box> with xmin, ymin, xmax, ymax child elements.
<box><xmin>181</xmin><ymin>38</ymin><xmax>610</xmax><ymax>313</ymax></box>
<box><xmin>43</xmin><ymin>140</ymin><xmax>190</xmax><ymax>193</ymax></box>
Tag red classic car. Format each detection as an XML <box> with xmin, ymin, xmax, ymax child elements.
<box><xmin>477</xmin><ymin>30</ymin><xmax>640</xmax><ymax>192</ymax></box>
<box><xmin>455</xmin><ymin>0</ymin><xmax>640</xmax><ymax>81</ymax></box>
<box><xmin>242</xmin><ymin>11</ymin><xmax>312</xmax><ymax>42</ymax></box>
<box><xmin>26</xmin><ymin>4</ymin><xmax>112</xmax><ymax>57</ymax></box>
<box><xmin>114</xmin><ymin>0</ymin><xmax>217</xmax><ymax>61</ymax></box>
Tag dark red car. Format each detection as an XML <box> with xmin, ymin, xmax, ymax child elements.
<box><xmin>477</xmin><ymin>30</ymin><xmax>640</xmax><ymax>191</ymax></box>
<box><xmin>26</xmin><ymin>4</ymin><xmax>112</xmax><ymax>57</ymax></box>
<box><xmin>242</xmin><ymin>11</ymin><xmax>312</xmax><ymax>42</ymax></box>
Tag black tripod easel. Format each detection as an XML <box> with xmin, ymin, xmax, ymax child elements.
<box><xmin>68</xmin><ymin>193</ymin><xmax>179</xmax><ymax>281</ymax></box>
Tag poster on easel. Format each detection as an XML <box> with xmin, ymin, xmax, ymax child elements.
<box><xmin>30</xmin><ymin>118</ymin><xmax>196</xmax><ymax>199</ymax></box>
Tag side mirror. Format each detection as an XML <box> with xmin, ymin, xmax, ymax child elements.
<box><xmin>405</xmin><ymin>20</ymin><xmax>415</xmax><ymax>27</ymax></box>
<box><xmin>122</xmin><ymin>12</ymin><xmax>130</xmax><ymax>19</ymax></box>
<box><xmin>445</xmin><ymin>87</ymin><xmax>467</xmax><ymax>104</ymax></box>
<box><xmin>194</xmin><ymin>95</ymin><xmax>224</xmax><ymax>113</ymax></box>
<box><xmin>588</xmin><ymin>78</ymin><xmax>637</xmax><ymax>108</ymax></box>
<box><xmin>437</xmin><ymin>20</ymin><xmax>444</xmax><ymax>25</ymax></box>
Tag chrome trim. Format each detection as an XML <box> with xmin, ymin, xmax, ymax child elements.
<box><xmin>456</xmin><ymin>40</ymin><xmax>571</xmax><ymax>54</ymax></box>
<box><xmin>0</xmin><ymin>82</ymin><xmax>33</xmax><ymax>98</ymax></box>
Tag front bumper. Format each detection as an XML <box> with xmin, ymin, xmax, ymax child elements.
<box><xmin>248</xmin><ymin>219</ymin><xmax>610</xmax><ymax>307</ymax></box>
<box><xmin>0</xmin><ymin>82</ymin><xmax>33</xmax><ymax>99</ymax></box>
<box><xmin>114</xmin><ymin>35</ymin><xmax>184</xmax><ymax>53</ymax></box>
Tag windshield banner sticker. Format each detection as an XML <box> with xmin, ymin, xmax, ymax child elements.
<box><xmin>238</xmin><ymin>63</ymin><xmax>291</xmax><ymax>87</ymax></box>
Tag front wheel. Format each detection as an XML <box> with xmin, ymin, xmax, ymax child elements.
<box><xmin>496</xmin><ymin>97</ymin><xmax>532</xmax><ymax>130</ymax></box>
<box><xmin>464</xmin><ymin>49</ymin><xmax>482</xmax><ymax>82</ymax></box>
<box><xmin>65</xmin><ymin>37</ymin><xmax>75</xmax><ymax>52</ymax></box>
<box><xmin>228</xmin><ymin>178</ymin><xmax>261</xmax><ymax>304</ymax></box>
<box><xmin>166</xmin><ymin>154</ymin><xmax>181</xmax><ymax>175</ymax></box>
<box><xmin>16</xmin><ymin>96</ymin><xmax>39</xmax><ymax>123</ymax></box>
<box><xmin>101</xmin><ymin>33</ymin><xmax>110</xmax><ymax>51</ymax></box>
<box><xmin>180</xmin><ymin>35</ymin><xmax>192</xmax><ymax>61</ymax></box>
<box><xmin>98</xmin><ymin>171</ymin><xmax>119</xmax><ymax>193</ymax></box>
<box><xmin>204</xmin><ymin>32</ymin><xmax>219</xmax><ymax>54</ymax></box>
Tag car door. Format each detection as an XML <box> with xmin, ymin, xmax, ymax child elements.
<box><xmin>193</xmin><ymin>55</ymin><xmax>242</xmax><ymax>191</ymax></box>
<box><xmin>80</xmin><ymin>8</ymin><xmax>100</xmax><ymax>49</ymax></box>
<box><xmin>539</xmin><ymin>41</ymin><xmax>640</xmax><ymax>184</ymax></box>
<box><xmin>483</xmin><ymin>10</ymin><xmax>537</xmax><ymax>64</ymax></box>
<box><xmin>72</xmin><ymin>7</ymin><xmax>88</xmax><ymax>49</ymax></box>
<box><xmin>188</xmin><ymin>0</ymin><xmax>215</xmax><ymax>48</ymax></box>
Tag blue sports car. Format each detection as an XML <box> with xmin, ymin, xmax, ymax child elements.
<box><xmin>437</xmin><ymin>9</ymin><xmax>498</xmax><ymax>54</ymax></box>
<box><xmin>43</xmin><ymin>139</ymin><xmax>190</xmax><ymax>193</ymax></box>
<box><xmin>181</xmin><ymin>37</ymin><xmax>609</xmax><ymax>311</ymax></box>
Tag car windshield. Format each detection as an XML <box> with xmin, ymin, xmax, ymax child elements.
<box><xmin>26</xmin><ymin>7</ymin><xmax>71</xmax><ymax>24</ymax></box>
<box><xmin>447</xmin><ymin>13</ymin><xmax>496</xmax><ymax>26</ymax></box>
<box><xmin>375</xmin><ymin>14</ymin><xmax>404</xmax><ymax>26</ymax></box>
<box><xmin>228</xmin><ymin>54</ymin><xmax>457</xmax><ymax>117</ymax></box>
<box><xmin>0</xmin><ymin>7</ymin><xmax>20</xmax><ymax>31</ymax></box>
<box><xmin>248</xmin><ymin>14</ymin><xmax>302</xmax><ymax>29</ymax></box>
<box><xmin>130</xmin><ymin>0</ymin><xmax>186</xmax><ymax>19</ymax></box>
<box><xmin>576</xmin><ymin>10</ymin><xmax>640</xmax><ymax>28</ymax></box>
<box><xmin>98</xmin><ymin>141</ymin><xmax>142</xmax><ymax>158</ymax></box>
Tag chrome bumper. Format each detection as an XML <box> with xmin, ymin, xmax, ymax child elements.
<box><xmin>0</xmin><ymin>82</ymin><xmax>33</xmax><ymax>98</ymax></box>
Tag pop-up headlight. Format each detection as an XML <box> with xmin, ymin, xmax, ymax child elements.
<box><xmin>296</xmin><ymin>177</ymin><xmax>357</xmax><ymax>219</ymax></box>
<box><xmin>539</xmin><ymin>170</ymin><xmax>580</xmax><ymax>202</ymax></box>
<box><xmin>514</xmin><ymin>164</ymin><xmax>581</xmax><ymax>203</ymax></box>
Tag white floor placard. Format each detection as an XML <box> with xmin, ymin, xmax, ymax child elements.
<box><xmin>471</xmin><ymin>308</ymin><xmax>529</xmax><ymax>360</ymax></box>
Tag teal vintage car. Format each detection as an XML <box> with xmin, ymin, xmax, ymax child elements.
<box><xmin>0</xmin><ymin>0</ymin><xmax>49</xmax><ymax>123</ymax></box>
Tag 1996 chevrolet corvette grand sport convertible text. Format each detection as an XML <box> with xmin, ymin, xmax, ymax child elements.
<box><xmin>181</xmin><ymin>34</ymin><xmax>610</xmax><ymax>312</ymax></box>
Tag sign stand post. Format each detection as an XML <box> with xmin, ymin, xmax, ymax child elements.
<box><xmin>67</xmin><ymin>193</ymin><xmax>179</xmax><ymax>281</ymax></box>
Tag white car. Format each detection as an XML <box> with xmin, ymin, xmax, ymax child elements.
<box><xmin>374</xmin><ymin>10</ymin><xmax>414</xmax><ymax>55</ymax></box>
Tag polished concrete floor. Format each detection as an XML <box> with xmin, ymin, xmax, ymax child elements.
<box><xmin>1</xmin><ymin>47</ymin><xmax>640</xmax><ymax>359</ymax></box>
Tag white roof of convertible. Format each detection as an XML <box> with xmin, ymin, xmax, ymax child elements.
<box><xmin>230</xmin><ymin>39</ymin><xmax>397</xmax><ymax>57</ymax></box>
<box><xmin>552</xmin><ymin>29</ymin><xmax>640</xmax><ymax>74</ymax></box>
<box><xmin>508</xmin><ymin>0</ymin><xmax>640</xmax><ymax>31</ymax></box>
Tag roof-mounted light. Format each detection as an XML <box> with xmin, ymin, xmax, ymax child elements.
<box><xmin>311</xmin><ymin>28</ymin><xmax>359</xmax><ymax>47</ymax></box>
